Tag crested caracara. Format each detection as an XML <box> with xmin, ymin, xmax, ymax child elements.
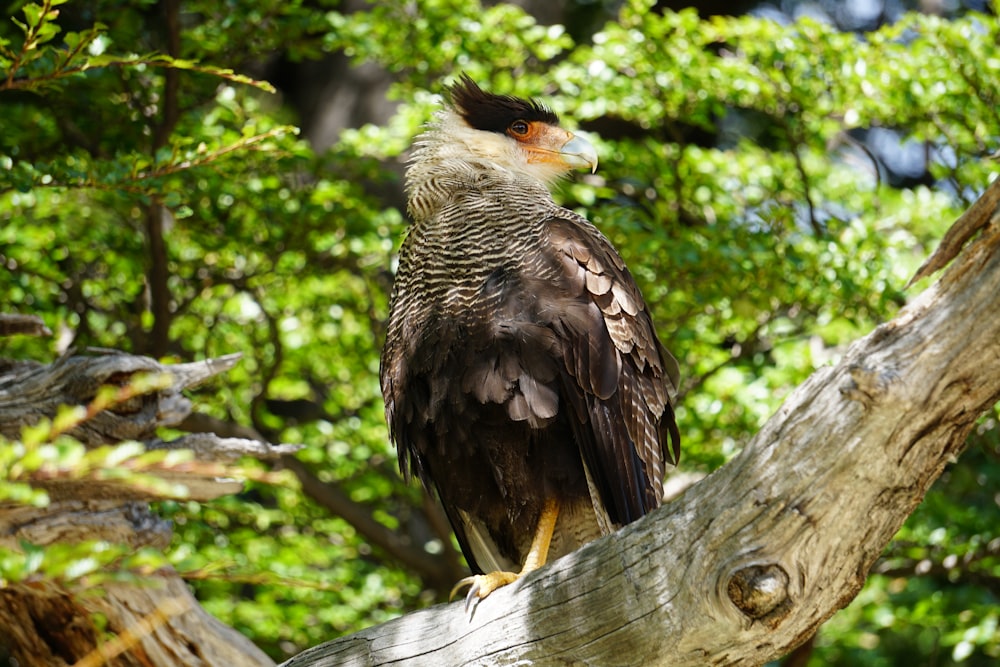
<box><xmin>380</xmin><ymin>75</ymin><xmax>680</xmax><ymax>607</ymax></box>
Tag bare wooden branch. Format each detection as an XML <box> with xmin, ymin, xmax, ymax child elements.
<box><xmin>0</xmin><ymin>576</ymin><xmax>270</xmax><ymax>667</ymax></box>
<box><xmin>281</xmin><ymin>206</ymin><xmax>1000</xmax><ymax>664</ymax></box>
<box><xmin>148</xmin><ymin>432</ymin><xmax>301</xmax><ymax>462</ymax></box>
<box><xmin>0</xmin><ymin>350</ymin><xmax>277</xmax><ymax>666</ymax></box>
<box><xmin>0</xmin><ymin>351</ymin><xmax>242</xmax><ymax>445</ymax></box>
<box><xmin>907</xmin><ymin>175</ymin><xmax>1000</xmax><ymax>286</ymax></box>
<box><xmin>0</xmin><ymin>313</ymin><xmax>51</xmax><ymax>337</ymax></box>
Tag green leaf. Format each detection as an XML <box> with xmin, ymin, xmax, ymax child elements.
<box><xmin>22</xmin><ymin>3</ymin><xmax>45</xmax><ymax>28</ymax></box>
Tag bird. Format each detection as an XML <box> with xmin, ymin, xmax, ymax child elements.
<box><xmin>380</xmin><ymin>75</ymin><xmax>680</xmax><ymax>607</ymax></box>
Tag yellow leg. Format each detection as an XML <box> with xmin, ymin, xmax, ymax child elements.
<box><xmin>451</xmin><ymin>497</ymin><xmax>560</xmax><ymax>610</ymax></box>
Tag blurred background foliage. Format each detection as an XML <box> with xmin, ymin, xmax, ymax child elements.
<box><xmin>1</xmin><ymin>0</ymin><xmax>998</xmax><ymax>664</ymax></box>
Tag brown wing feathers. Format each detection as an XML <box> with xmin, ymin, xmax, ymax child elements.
<box><xmin>385</xmin><ymin>209</ymin><xmax>679</xmax><ymax>527</ymax></box>
<box><xmin>546</xmin><ymin>214</ymin><xmax>680</xmax><ymax>522</ymax></box>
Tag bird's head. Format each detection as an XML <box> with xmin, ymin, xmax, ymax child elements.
<box><xmin>445</xmin><ymin>75</ymin><xmax>598</xmax><ymax>184</ymax></box>
<box><xmin>409</xmin><ymin>75</ymin><xmax>598</xmax><ymax>193</ymax></box>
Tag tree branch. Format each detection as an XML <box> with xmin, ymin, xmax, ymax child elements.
<box><xmin>0</xmin><ymin>313</ymin><xmax>51</xmax><ymax>337</ymax></box>
<box><xmin>282</xmin><ymin>456</ymin><xmax>463</xmax><ymax>594</ymax></box>
<box><xmin>144</xmin><ymin>0</ymin><xmax>182</xmax><ymax>358</ymax></box>
<box><xmin>177</xmin><ymin>411</ymin><xmax>467</xmax><ymax>594</ymax></box>
<box><xmin>907</xmin><ymin>175</ymin><xmax>1000</xmax><ymax>286</ymax></box>
<box><xmin>0</xmin><ymin>349</ymin><xmax>278</xmax><ymax>666</ymax></box>
<box><xmin>281</xmin><ymin>191</ymin><xmax>1000</xmax><ymax>665</ymax></box>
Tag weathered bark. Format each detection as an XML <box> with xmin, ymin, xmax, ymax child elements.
<box><xmin>0</xmin><ymin>351</ymin><xmax>243</xmax><ymax>445</ymax></box>
<box><xmin>0</xmin><ymin>313</ymin><xmax>52</xmax><ymax>337</ymax></box>
<box><xmin>281</xmin><ymin>184</ymin><xmax>1000</xmax><ymax>666</ymax></box>
<box><xmin>0</xmin><ymin>346</ymin><xmax>290</xmax><ymax>667</ymax></box>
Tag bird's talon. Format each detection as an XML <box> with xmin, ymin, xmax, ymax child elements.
<box><xmin>465</xmin><ymin>583</ymin><xmax>480</xmax><ymax>613</ymax></box>
<box><xmin>451</xmin><ymin>570</ymin><xmax>521</xmax><ymax>613</ymax></box>
<box><xmin>449</xmin><ymin>576</ymin><xmax>475</xmax><ymax>602</ymax></box>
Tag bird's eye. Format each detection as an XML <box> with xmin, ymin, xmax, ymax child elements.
<box><xmin>509</xmin><ymin>120</ymin><xmax>529</xmax><ymax>136</ymax></box>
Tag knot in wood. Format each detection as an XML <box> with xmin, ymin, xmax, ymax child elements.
<box><xmin>839</xmin><ymin>363</ymin><xmax>899</xmax><ymax>408</ymax></box>
<box><xmin>727</xmin><ymin>563</ymin><xmax>791</xmax><ymax>625</ymax></box>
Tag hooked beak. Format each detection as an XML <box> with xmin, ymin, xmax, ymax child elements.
<box><xmin>559</xmin><ymin>134</ymin><xmax>599</xmax><ymax>173</ymax></box>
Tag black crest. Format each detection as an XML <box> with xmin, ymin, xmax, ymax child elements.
<box><xmin>447</xmin><ymin>74</ymin><xmax>558</xmax><ymax>133</ymax></box>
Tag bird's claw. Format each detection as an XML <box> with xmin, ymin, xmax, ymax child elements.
<box><xmin>449</xmin><ymin>575</ymin><xmax>478</xmax><ymax>612</ymax></box>
<box><xmin>450</xmin><ymin>571</ymin><xmax>520</xmax><ymax>614</ymax></box>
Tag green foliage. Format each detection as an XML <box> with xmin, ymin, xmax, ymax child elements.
<box><xmin>0</xmin><ymin>388</ymin><xmax>187</xmax><ymax>589</ymax></box>
<box><xmin>0</xmin><ymin>0</ymin><xmax>293</xmax><ymax>199</ymax></box>
<box><xmin>1</xmin><ymin>0</ymin><xmax>998</xmax><ymax>663</ymax></box>
<box><xmin>0</xmin><ymin>538</ymin><xmax>170</xmax><ymax>589</ymax></box>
